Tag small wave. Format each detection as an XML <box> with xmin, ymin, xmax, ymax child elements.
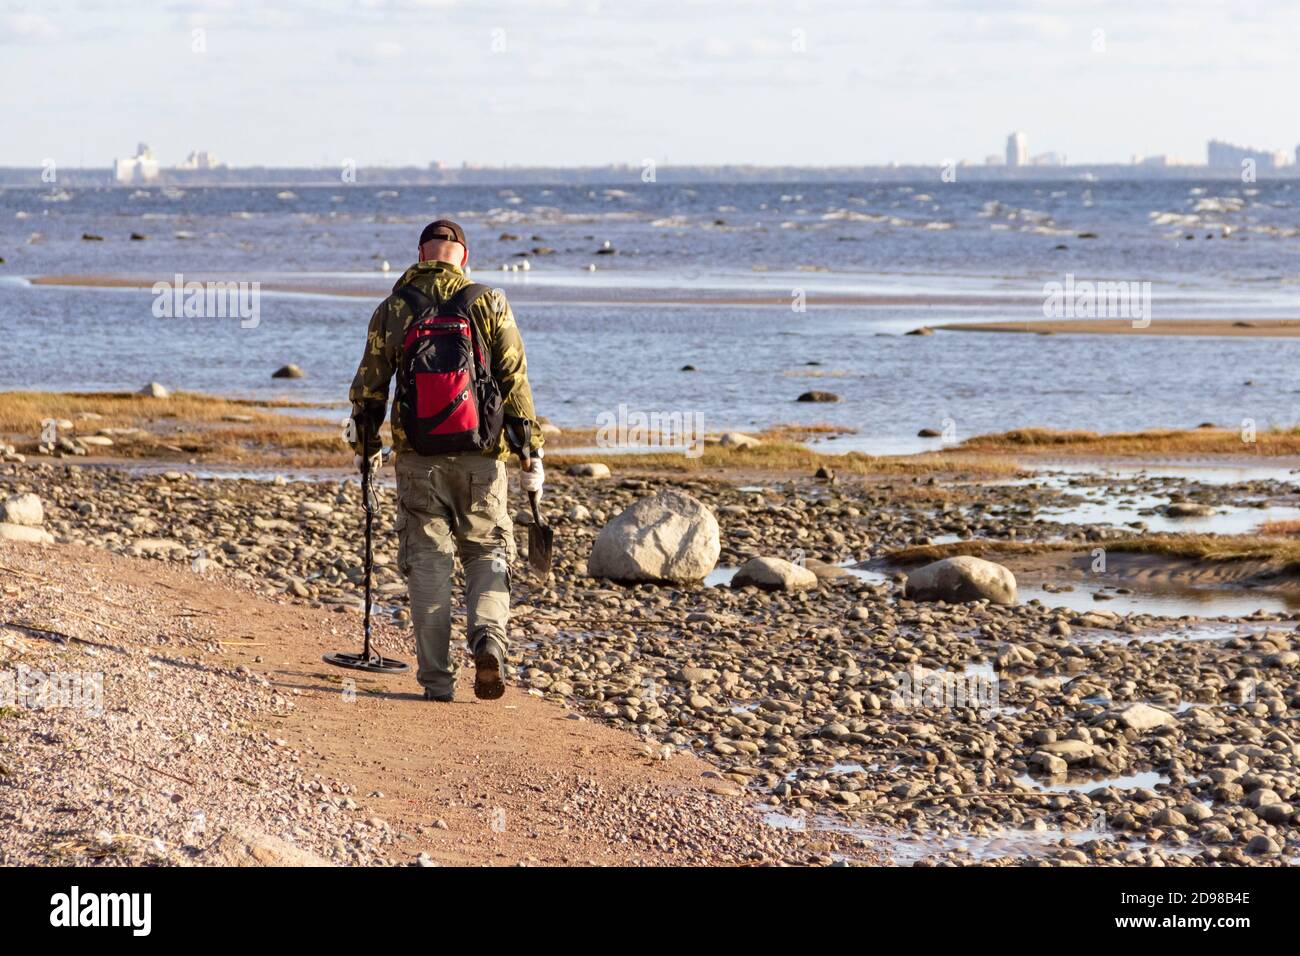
<box><xmin>1192</xmin><ymin>197</ymin><xmax>1244</xmax><ymax>214</ymax></box>
<box><xmin>1149</xmin><ymin>210</ymin><xmax>1199</xmax><ymax>227</ymax></box>
<box><xmin>820</xmin><ymin>209</ymin><xmax>888</xmax><ymax>223</ymax></box>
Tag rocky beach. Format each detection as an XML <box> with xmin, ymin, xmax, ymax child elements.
<box><xmin>4</xmin><ymin>404</ymin><xmax>1299</xmax><ymax>867</ymax></box>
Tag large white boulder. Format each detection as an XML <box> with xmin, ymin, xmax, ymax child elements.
<box><xmin>0</xmin><ymin>493</ymin><xmax>44</xmax><ymax>527</ymax></box>
<box><xmin>904</xmin><ymin>555</ymin><xmax>1017</xmax><ymax>605</ymax></box>
<box><xmin>731</xmin><ymin>556</ymin><xmax>817</xmax><ymax>591</ymax></box>
<box><xmin>587</xmin><ymin>490</ymin><xmax>720</xmax><ymax>584</ymax></box>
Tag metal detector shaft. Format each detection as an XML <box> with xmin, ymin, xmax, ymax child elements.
<box><xmin>321</xmin><ymin>419</ymin><xmax>409</xmax><ymax>675</ymax></box>
<box><xmin>361</xmin><ymin>456</ymin><xmax>375</xmax><ymax>659</ymax></box>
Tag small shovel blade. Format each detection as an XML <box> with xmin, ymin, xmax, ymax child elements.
<box><xmin>527</xmin><ymin>491</ymin><xmax>554</xmax><ymax>582</ymax></box>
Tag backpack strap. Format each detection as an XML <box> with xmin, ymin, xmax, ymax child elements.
<box><xmin>444</xmin><ymin>283</ymin><xmax>496</xmax><ymax>378</ymax></box>
<box><xmin>443</xmin><ymin>282</ymin><xmax>493</xmax><ymax>320</ymax></box>
<box><xmin>394</xmin><ymin>283</ymin><xmax>435</xmax><ymax>317</ymax></box>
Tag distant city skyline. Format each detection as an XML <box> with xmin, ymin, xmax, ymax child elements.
<box><xmin>4</xmin><ymin>0</ymin><xmax>1300</xmax><ymax>168</ymax></box>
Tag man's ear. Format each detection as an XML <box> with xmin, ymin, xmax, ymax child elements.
<box><xmin>461</xmin><ymin>245</ymin><xmax>469</xmax><ymax>267</ymax></box>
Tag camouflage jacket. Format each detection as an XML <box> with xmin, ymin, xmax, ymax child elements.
<box><xmin>348</xmin><ymin>261</ymin><xmax>543</xmax><ymax>461</ymax></box>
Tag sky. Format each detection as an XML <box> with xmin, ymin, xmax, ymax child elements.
<box><xmin>3</xmin><ymin>0</ymin><xmax>1299</xmax><ymax>169</ymax></box>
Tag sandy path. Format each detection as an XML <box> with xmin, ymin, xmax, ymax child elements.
<box><xmin>0</xmin><ymin>541</ymin><xmax>837</xmax><ymax>866</ymax></box>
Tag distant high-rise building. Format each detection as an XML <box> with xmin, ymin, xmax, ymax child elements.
<box><xmin>114</xmin><ymin>142</ymin><xmax>160</xmax><ymax>183</ymax></box>
<box><xmin>1006</xmin><ymin>131</ymin><xmax>1028</xmax><ymax>167</ymax></box>
<box><xmin>985</xmin><ymin>154</ymin><xmax>1005</xmax><ymax>166</ymax></box>
<box><xmin>1207</xmin><ymin>139</ymin><xmax>1287</xmax><ymax>170</ymax></box>
<box><xmin>1031</xmin><ymin>151</ymin><xmax>1067</xmax><ymax>166</ymax></box>
<box><xmin>1135</xmin><ymin>154</ymin><xmax>1193</xmax><ymax>168</ymax></box>
<box><xmin>178</xmin><ymin>150</ymin><xmax>221</xmax><ymax>170</ymax></box>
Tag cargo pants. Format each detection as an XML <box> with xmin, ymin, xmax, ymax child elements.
<box><xmin>393</xmin><ymin>453</ymin><xmax>515</xmax><ymax>698</ymax></box>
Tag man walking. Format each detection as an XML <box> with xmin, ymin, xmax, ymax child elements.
<box><xmin>348</xmin><ymin>220</ymin><xmax>544</xmax><ymax>701</ymax></box>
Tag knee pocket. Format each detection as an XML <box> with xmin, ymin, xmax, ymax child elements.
<box><xmin>395</xmin><ymin>508</ymin><xmax>454</xmax><ymax>577</ymax></box>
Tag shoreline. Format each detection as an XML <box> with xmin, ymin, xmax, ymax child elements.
<box><xmin>4</xmin><ymin>389</ymin><xmax>1299</xmax><ymax>474</ymax></box>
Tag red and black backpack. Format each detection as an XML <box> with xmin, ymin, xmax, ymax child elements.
<box><xmin>394</xmin><ymin>281</ymin><xmax>504</xmax><ymax>456</ymax></box>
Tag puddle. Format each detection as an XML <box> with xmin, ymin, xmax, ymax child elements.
<box><xmin>1070</xmin><ymin>622</ymin><xmax>1267</xmax><ymax>644</ymax></box>
<box><xmin>1020</xmin><ymin>582</ymin><xmax>1298</xmax><ymax>617</ymax></box>
<box><xmin>877</xmin><ymin>825</ymin><xmax>1113</xmax><ymax>865</ymax></box>
<box><xmin>773</xmin><ymin>815</ymin><xmax>1201</xmax><ymax>865</ymax></box>
<box><xmin>837</xmin><ymin>561</ymin><xmax>889</xmax><ymax>585</ymax></box>
<box><xmin>705</xmin><ymin>566</ymin><xmax>738</xmax><ymax>587</ymax></box>
<box><xmin>1035</xmin><ymin>495</ymin><xmax>1300</xmax><ymax>536</ymax></box>
<box><xmin>930</xmin><ymin>534</ymin><xmax>974</xmax><ymax>545</ymax></box>
<box><xmin>763</xmin><ymin>811</ymin><xmax>807</xmax><ymax>831</ymax></box>
<box><xmin>828</xmin><ymin>761</ymin><xmax>869</xmax><ymax>775</ymax></box>
<box><xmin>1014</xmin><ymin>771</ymin><xmax>1170</xmax><ymax>794</ymax></box>
<box><xmin>1034</xmin><ymin>462</ymin><xmax>1300</xmax><ymax>486</ymax></box>
<box><xmin>992</xmin><ymin>464</ymin><xmax>1300</xmax><ymax>534</ymax></box>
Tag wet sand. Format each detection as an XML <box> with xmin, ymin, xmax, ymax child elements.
<box><xmin>937</xmin><ymin>318</ymin><xmax>1300</xmax><ymax>338</ymax></box>
<box><xmin>25</xmin><ymin>273</ymin><xmax>1065</xmax><ymax>309</ymax></box>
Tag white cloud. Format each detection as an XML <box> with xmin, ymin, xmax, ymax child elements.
<box><xmin>0</xmin><ymin>11</ymin><xmax>58</xmax><ymax>42</ymax></box>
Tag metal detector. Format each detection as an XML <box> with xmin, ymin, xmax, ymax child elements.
<box><xmin>323</xmin><ymin>426</ymin><xmax>410</xmax><ymax>675</ymax></box>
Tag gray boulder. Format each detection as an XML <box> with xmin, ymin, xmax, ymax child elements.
<box><xmin>903</xmin><ymin>555</ymin><xmax>1017</xmax><ymax>605</ymax></box>
<box><xmin>731</xmin><ymin>556</ymin><xmax>818</xmax><ymax>591</ymax></box>
<box><xmin>588</xmin><ymin>490</ymin><xmax>719</xmax><ymax>584</ymax></box>
<box><xmin>0</xmin><ymin>492</ymin><xmax>44</xmax><ymax>526</ymax></box>
<box><xmin>568</xmin><ymin>462</ymin><xmax>611</xmax><ymax>478</ymax></box>
<box><xmin>1109</xmin><ymin>702</ymin><xmax>1176</xmax><ymax>731</ymax></box>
